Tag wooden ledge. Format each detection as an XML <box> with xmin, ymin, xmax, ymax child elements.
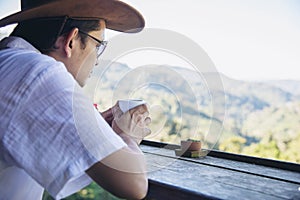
<box><xmin>141</xmin><ymin>141</ymin><xmax>300</xmax><ymax>200</ymax></box>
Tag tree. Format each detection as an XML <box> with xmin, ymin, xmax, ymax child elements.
<box><xmin>218</xmin><ymin>136</ymin><xmax>246</xmax><ymax>154</ymax></box>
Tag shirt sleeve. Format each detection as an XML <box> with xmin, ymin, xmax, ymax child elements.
<box><xmin>2</xmin><ymin>60</ymin><xmax>126</xmax><ymax>199</ymax></box>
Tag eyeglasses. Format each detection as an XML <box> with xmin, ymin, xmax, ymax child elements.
<box><xmin>78</xmin><ymin>30</ymin><xmax>108</xmax><ymax>58</ymax></box>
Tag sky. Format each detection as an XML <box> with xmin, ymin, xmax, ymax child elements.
<box><xmin>1</xmin><ymin>0</ymin><xmax>300</xmax><ymax>81</ymax></box>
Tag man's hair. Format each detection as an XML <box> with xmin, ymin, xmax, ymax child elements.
<box><xmin>11</xmin><ymin>17</ymin><xmax>101</xmax><ymax>53</ymax></box>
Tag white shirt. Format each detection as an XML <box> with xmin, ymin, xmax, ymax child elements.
<box><xmin>0</xmin><ymin>37</ymin><xmax>126</xmax><ymax>200</ymax></box>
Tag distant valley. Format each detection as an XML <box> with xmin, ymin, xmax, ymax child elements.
<box><xmin>84</xmin><ymin>61</ymin><xmax>300</xmax><ymax>163</ymax></box>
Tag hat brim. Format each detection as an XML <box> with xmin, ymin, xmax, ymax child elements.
<box><xmin>0</xmin><ymin>0</ymin><xmax>145</xmax><ymax>33</ymax></box>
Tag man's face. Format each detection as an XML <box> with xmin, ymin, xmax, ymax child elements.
<box><xmin>72</xmin><ymin>20</ymin><xmax>106</xmax><ymax>87</ymax></box>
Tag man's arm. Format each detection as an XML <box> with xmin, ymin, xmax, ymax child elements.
<box><xmin>86</xmin><ymin>133</ymin><xmax>148</xmax><ymax>200</ymax></box>
<box><xmin>87</xmin><ymin>104</ymin><xmax>150</xmax><ymax>199</ymax></box>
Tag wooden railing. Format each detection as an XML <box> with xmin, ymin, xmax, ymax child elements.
<box><xmin>141</xmin><ymin>141</ymin><xmax>300</xmax><ymax>200</ymax></box>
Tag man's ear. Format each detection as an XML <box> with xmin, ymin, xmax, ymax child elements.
<box><xmin>64</xmin><ymin>28</ymin><xmax>79</xmax><ymax>58</ymax></box>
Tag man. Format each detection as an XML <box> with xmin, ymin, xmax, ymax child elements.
<box><xmin>0</xmin><ymin>0</ymin><xmax>150</xmax><ymax>199</ymax></box>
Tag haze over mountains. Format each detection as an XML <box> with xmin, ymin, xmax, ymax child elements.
<box><xmin>85</xmin><ymin>61</ymin><xmax>300</xmax><ymax>162</ymax></box>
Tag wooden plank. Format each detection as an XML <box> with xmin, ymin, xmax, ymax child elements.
<box><xmin>141</xmin><ymin>140</ymin><xmax>300</xmax><ymax>172</ymax></box>
<box><xmin>146</xmin><ymin>179</ymin><xmax>219</xmax><ymax>200</ymax></box>
<box><xmin>141</xmin><ymin>145</ymin><xmax>300</xmax><ymax>184</ymax></box>
<box><xmin>146</xmin><ymin>180</ymin><xmax>283</xmax><ymax>200</ymax></box>
<box><xmin>144</xmin><ymin>150</ymin><xmax>300</xmax><ymax>200</ymax></box>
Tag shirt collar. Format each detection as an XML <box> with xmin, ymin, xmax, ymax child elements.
<box><xmin>0</xmin><ymin>36</ymin><xmax>40</xmax><ymax>53</ymax></box>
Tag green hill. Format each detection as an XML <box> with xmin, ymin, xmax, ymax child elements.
<box><xmin>84</xmin><ymin>62</ymin><xmax>300</xmax><ymax>163</ymax></box>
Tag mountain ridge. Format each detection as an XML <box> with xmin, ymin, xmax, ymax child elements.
<box><xmin>84</xmin><ymin>62</ymin><xmax>300</xmax><ymax>162</ymax></box>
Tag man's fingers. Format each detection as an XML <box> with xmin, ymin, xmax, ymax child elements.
<box><xmin>112</xmin><ymin>103</ymin><xmax>152</xmax><ymax>143</ymax></box>
<box><xmin>145</xmin><ymin>117</ymin><xmax>151</xmax><ymax>126</ymax></box>
<box><xmin>132</xmin><ymin>113</ymin><xmax>151</xmax><ymax>127</ymax></box>
<box><xmin>144</xmin><ymin>127</ymin><xmax>151</xmax><ymax>137</ymax></box>
<box><xmin>129</xmin><ymin>104</ymin><xmax>149</xmax><ymax>115</ymax></box>
<box><xmin>112</xmin><ymin>104</ymin><xmax>123</xmax><ymax>119</ymax></box>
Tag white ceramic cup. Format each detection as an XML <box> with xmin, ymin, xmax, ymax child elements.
<box><xmin>118</xmin><ymin>99</ymin><xmax>147</xmax><ymax>113</ymax></box>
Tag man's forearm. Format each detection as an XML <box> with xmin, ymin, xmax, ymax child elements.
<box><xmin>86</xmin><ymin>133</ymin><xmax>148</xmax><ymax>199</ymax></box>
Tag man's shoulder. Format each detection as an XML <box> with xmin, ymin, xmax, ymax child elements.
<box><xmin>4</xmin><ymin>47</ymin><xmax>59</xmax><ymax>65</ymax></box>
<box><xmin>2</xmin><ymin>49</ymin><xmax>65</xmax><ymax>83</ymax></box>
<box><xmin>0</xmin><ymin>36</ymin><xmax>64</xmax><ymax>70</ymax></box>
<box><xmin>0</xmin><ymin>46</ymin><xmax>72</xmax><ymax>92</ymax></box>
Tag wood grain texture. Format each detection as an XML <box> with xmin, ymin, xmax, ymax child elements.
<box><xmin>142</xmin><ymin>145</ymin><xmax>300</xmax><ymax>200</ymax></box>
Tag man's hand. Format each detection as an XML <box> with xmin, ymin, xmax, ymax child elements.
<box><xmin>88</xmin><ymin>102</ymin><xmax>150</xmax><ymax>199</ymax></box>
<box><xmin>112</xmin><ymin>103</ymin><xmax>151</xmax><ymax>144</ymax></box>
<box><xmin>101</xmin><ymin>107</ymin><xmax>114</xmax><ymax>126</ymax></box>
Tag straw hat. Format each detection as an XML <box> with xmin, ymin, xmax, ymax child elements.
<box><xmin>0</xmin><ymin>0</ymin><xmax>145</xmax><ymax>33</ymax></box>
